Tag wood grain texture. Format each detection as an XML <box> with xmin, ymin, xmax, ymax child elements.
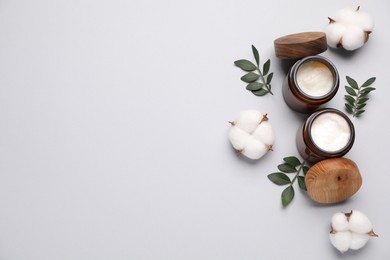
<box><xmin>274</xmin><ymin>32</ymin><xmax>327</xmax><ymax>59</ymax></box>
<box><xmin>305</xmin><ymin>158</ymin><xmax>362</xmax><ymax>204</ymax></box>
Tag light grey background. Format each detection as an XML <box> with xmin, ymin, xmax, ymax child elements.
<box><xmin>0</xmin><ymin>0</ymin><xmax>389</xmax><ymax>259</ymax></box>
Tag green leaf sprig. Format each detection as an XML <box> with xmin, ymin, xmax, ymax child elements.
<box><xmin>267</xmin><ymin>156</ymin><xmax>309</xmax><ymax>207</ymax></box>
<box><xmin>344</xmin><ymin>76</ymin><xmax>376</xmax><ymax>117</ymax></box>
<box><xmin>234</xmin><ymin>45</ymin><xmax>274</xmax><ymax>96</ymax></box>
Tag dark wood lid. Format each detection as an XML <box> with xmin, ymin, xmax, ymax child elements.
<box><xmin>274</xmin><ymin>32</ymin><xmax>327</xmax><ymax>59</ymax></box>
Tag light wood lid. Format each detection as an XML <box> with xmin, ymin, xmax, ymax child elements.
<box><xmin>305</xmin><ymin>158</ymin><xmax>362</xmax><ymax>204</ymax></box>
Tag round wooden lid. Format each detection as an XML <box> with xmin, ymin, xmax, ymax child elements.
<box><xmin>305</xmin><ymin>158</ymin><xmax>362</xmax><ymax>204</ymax></box>
<box><xmin>274</xmin><ymin>32</ymin><xmax>327</xmax><ymax>59</ymax></box>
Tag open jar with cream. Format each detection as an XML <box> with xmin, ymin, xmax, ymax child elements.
<box><xmin>296</xmin><ymin>108</ymin><xmax>355</xmax><ymax>164</ymax></box>
<box><xmin>282</xmin><ymin>56</ymin><xmax>340</xmax><ymax>113</ymax></box>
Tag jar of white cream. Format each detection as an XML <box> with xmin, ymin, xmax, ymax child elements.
<box><xmin>282</xmin><ymin>56</ymin><xmax>340</xmax><ymax>113</ymax></box>
<box><xmin>296</xmin><ymin>108</ymin><xmax>355</xmax><ymax>164</ymax></box>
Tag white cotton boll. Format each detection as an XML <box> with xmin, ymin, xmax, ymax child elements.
<box><xmin>242</xmin><ymin>138</ymin><xmax>268</xmax><ymax>160</ymax></box>
<box><xmin>331</xmin><ymin>212</ymin><xmax>350</xmax><ymax>232</ymax></box>
<box><xmin>356</xmin><ymin>11</ymin><xmax>374</xmax><ymax>31</ymax></box>
<box><xmin>340</xmin><ymin>26</ymin><xmax>365</xmax><ymax>51</ymax></box>
<box><xmin>252</xmin><ymin>121</ymin><xmax>275</xmax><ymax>145</ymax></box>
<box><xmin>325</xmin><ymin>7</ymin><xmax>374</xmax><ymax>51</ymax></box>
<box><xmin>235</xmin><ymin>110</ymin><xmax>262</xmax><ymax>133</ymax></box>
<box><xmin>329</xmin><ymin>210</ymin><xmax>377</xmax><ymax>252</ymax></box>
<box><xmin>350</xmin><ymin>232</ymin><xmax>370</xmax><ymax>250</ymax></box>
<box><xmin>348</xmin><ymin>210</ymin><xmax>373</xmax><ymax>234</ymax></box>
<box><xmin>228</xmin><ymin>110</ymin><xmax>275</xmax><ymax>160</ymax></box>
<box><xmin>324</xmin><ymin>23</ymin><xmax>346</xmax><ymax>48</ymax></box>
<box><xmin>329</xmin><ymin>231</ymin><xmax>352</xmax><ymax>253</ymax></box>
<box><xmin>228</xmin><ymin>127</ymin><xmax>249</xmax><ymax>150</ymax></box>
<box><xmin>334</xmin><ymin>8</ymin><xmax>359</xmax><ymax>25</ymax></box>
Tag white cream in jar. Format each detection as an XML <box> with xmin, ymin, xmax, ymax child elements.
<box><xmin>297</xmin><ymin>61</ymin><xmax>334</xmax><ymax>97</ymax></box>
<box><xmin>310</xmin><ymin>112</ymin><xmax>351</xmax><ymax>152</ymax></box>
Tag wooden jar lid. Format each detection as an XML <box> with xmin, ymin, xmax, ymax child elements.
<box><xmin>305</xmin><ymin>158</ymin><xmax>362</xmax><ymax>204</ymax></box>
<box><xmin>274</xmin><ymin>32</ymin><xmax>327</xmax><ymax>59</ymax></box>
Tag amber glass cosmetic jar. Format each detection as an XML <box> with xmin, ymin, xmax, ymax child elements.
<box><xmin>296</xmin><ymin>108</ymin><xmax>355</xmax><ymax>164</ymax></box>
<box><xmin>282</xmin><ymin>56</ymin><xmax>340</xmax><ymax>113</ymax></box>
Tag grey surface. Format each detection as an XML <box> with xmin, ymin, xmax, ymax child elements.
<box><xmin>0</xmin><ymin>0</ymin><xmax>389</xmax><ymax>259</ymax></box>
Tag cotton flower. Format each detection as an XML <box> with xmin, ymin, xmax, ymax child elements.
<box><xmin>324</xmin><ymin>7</ymin><xmax>374</xmax><ymax>51</ymax></box>
<box><xmin>329</xmin><ymin>210</ymin><xmax>378</xmax><ymax>253</ymax></box>
<box><xmin>331</xmin><ymin>212</ymin><xmax>349</xmax><ymax>232</ymax></box>
<box><xmin>329</xmin><ymin>231</ymin><xmax>352</xmax><ymax>253</ymax></box>
<box><xmin>228</xmin><ymin>110</ymin><xmax>274</xmax><ymax>160</ymax></box>
<box><xmin>347</xmin><ymin>210</ymin><xmax>373</xmax><ymax>234</ymax></box>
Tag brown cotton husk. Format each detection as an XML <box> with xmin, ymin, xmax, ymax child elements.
<box><xmin>368</xmin><ymin>230</ymin><xmax>378</xmax><ymax>237</ymax></box>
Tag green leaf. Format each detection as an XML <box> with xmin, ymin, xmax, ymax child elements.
<box><xmin>234</xmin><ymin>59</ymin><xmax>257</xmax><ymax>71</ymax></box>
<box><xmin>345</xmin><ymin>95</ymin><xmax>355</xmax><ymax>106</ymax></box>
<box><xmin>251</xmin><ymin>45</ymin><xmax>260</xmax><ymax>66</ymax></box>
<box><xmin>283</xmin><ymin>156</ymin><xmax>301</xmax><ymax>167</ymax></box>
<box><xmin>298</xmin><ymin>176</ymin><xmax>307</xmax><ymax>191</ymax></box>
<box><xmin>266</xmin><ymin>72</ymin><xmax>273</xmax><ymax>84</ymax></box>
<box><xmin>246</xmin><ymin>82</ymin><xmax>264</xmax><ymax>91</ymax></box>
<box><xmin>267</xmin><ymin>172</ymin><xmax>291</xmax><ymax>185</ymax></box>
<box><xmin>302</xmin><ymin>166</ymin><xmax>310</xmax><ymax>176</ymax></box>
<box><xmin>241</xmin><ymin>72</ymin><xmax>260</xmax><ymax>83</ymax></box>
<box><xmin>252</xmin><ymin>88</ymin><xmax>268</xmax><ymax>96</ymax></box>
<box><xmin>360</xmin><ymin>87</ymin><xmax>376</xmax><ymax>94</ymax></box>
<box><xmin>345</xmin><ymin>76</ymin><xmax>376</xmax><ymax>116</ymax></box>
<box><xmin>278</xmin><ymin>163</ymin><xmax>297</xmax><ymax>173</ymax></box>
<box><xmin>355</xmin><ymin>110</ymin><xmax>365</xmax><ymax>117</ymax></box>
<box><xmin>345</xmin><ymin>86</ymin><xmax>357</xmax><ymax>96</ymax></box>
<box><xmin>236</xmin><ymin>47</ymin><xmax>274</xmax><ymax>98</ymax></box>
<box><xmin>361</xmin><ymin>77</ymin><xmax>376</xmax><ymax>88</ymax></box>
<box><xmin>357</xmin><ymin>97</ymin><xmax>369</xmax><ymax>104</ymax></box>
<box><xmin>359</xmin><ymin>91</ymin><xmax>371</xmax><ymax>98</ymax></box>
<box><xmin>263</xmin><ymin>59</ymin><xmax>270</xmax><ymax>75</ymax></box>
<box><xmin>345</xmin><ymin>104</ymin><xmax>353</xmax><ymax>114</ymax></box>
<box><xmin>357</xmin><ymin>103</ymin><xmax>367</xmax><ymax>110</ymax></box>
<box><xmin>346</xmin><ymin>76</ymin><xmax>359</xmax><ymax>90</ymax></box>
<box><xmin>281</xmin><ymin>186</ymin><xmax>295</xmax><ymax>206</ymax></box>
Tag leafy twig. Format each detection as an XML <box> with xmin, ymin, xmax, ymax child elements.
<box><xmin>344</xmin><ymin>76</ymin><xmax>376</xmax><ymax>117</ymax></box>
<box><xmin>267</xmin><ymin>156</ymin><xmax>309</xmax><ymax>207</ymax></box>
<box><xmin>234</xmin><ymin>45</ymin><xmax>274</xmax><ymax>96</ymax></box>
